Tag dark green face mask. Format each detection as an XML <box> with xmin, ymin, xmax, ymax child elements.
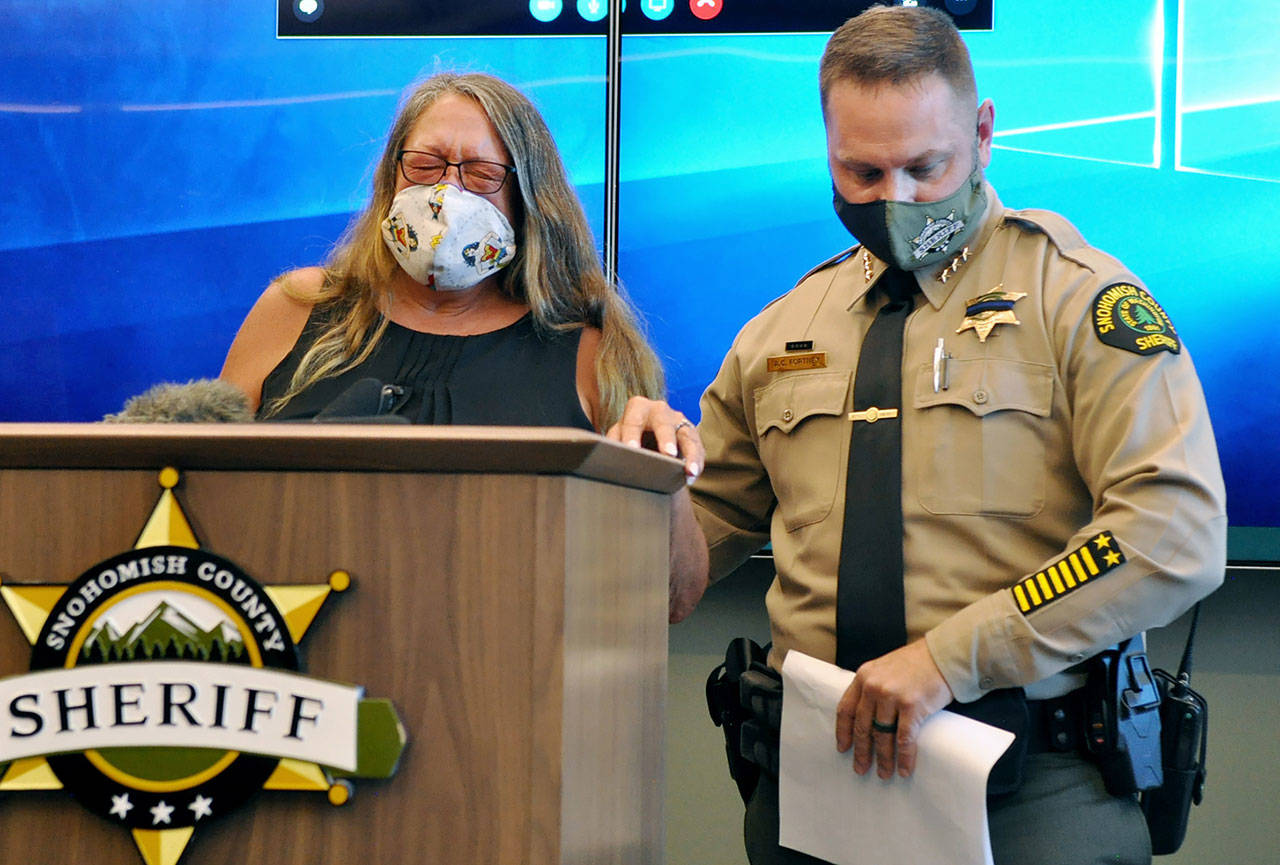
<box><xmin>833</xmin><ymin>168</ymin><xmax>987</xmax><ymax>271</ymax></box>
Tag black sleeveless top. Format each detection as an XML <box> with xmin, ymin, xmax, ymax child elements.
<box><xmin>258</xmin><ymin>308</ymin><xmax>594</xmax><ymax>429</ymax></box>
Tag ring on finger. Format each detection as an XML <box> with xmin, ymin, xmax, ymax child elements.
<box><xmin>871</xmin><ymin>718</ymin><xmax>898</xmax><ymax>734</ymax></box>
<box><xmin>674</xmin><ymin>419</ymin><xmax>693</xmax><ymax>434</ymax></box>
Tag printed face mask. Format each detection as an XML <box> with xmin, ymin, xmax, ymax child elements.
<box><xmin>380</xmin><ymin>183</ymin><xmax>517</xmax><ymax>291</ymax></box>
<box><xmin>833</xmin><ymin>168</ymin><xmax>987</xmax><ymax>271</ymax></box>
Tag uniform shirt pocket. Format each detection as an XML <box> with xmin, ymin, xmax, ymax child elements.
<box><xmin>754</xmin><ymin>370</ymin><xmax>852</xmax><ymax>532</ymax></box>
<box><xmin>912</xmin><ymin>358</ymin><xmax>1054</xmax><ymax>517</ymax></box>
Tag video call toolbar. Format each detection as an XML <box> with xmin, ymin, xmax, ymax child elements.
<box><xmin>279</xmin><ymin>0</ymin><xmax>992</xmax><ymax>37</ymax></box>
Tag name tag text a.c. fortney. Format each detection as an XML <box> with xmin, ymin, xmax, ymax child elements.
<box><xmin>767</xmin><ymin>351</ymin><xmax>828</xmax><ymax>373</ymax></box>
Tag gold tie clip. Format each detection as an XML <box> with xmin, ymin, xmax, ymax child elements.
<box><xmin>847</xmin><ymin>406</ymin><xmax>899</xmax><ymax>423</ymax></box>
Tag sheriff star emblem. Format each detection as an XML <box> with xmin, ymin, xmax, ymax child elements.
<box><xmin>0</xmin><ymin>468</ymin><xmax>406</xmax><ymax>865</ymax></box>
<box><xmin>956</xmin><ymin>286</ymin><xmax>1028</xmax><ymax>342</ymax></box>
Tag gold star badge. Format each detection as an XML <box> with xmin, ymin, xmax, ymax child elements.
<box><xmin>956</xmin><ymin>285</ymin><xmax>1028</xmax><ymax>342</ymax></box>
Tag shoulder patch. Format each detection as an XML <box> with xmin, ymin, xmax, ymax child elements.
<box><xmin>1091</xmin><ymin>283</ymin><xmax>1180</xmax><ymax>355</ymax></box>
<box><xmin>1012</xmin><ymin>532</ymin><xmax>1126</xmax><ymax>614</ymax></box>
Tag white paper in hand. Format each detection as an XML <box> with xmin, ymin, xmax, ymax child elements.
<box><xmin>778</xmin><ymin>651</ymin><xmax>1015</xmax><ymax>865</ymax></box>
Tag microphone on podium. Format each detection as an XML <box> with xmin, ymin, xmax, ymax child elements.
<box><xmin>312</xmin><ymin>377</ymin><xmax>408</xmax><ymax>423</ymax></box>
<box><xmin>102</xmin><ymin>379</ymin><xmax>254</xmax><ymax>423</ymax></box>
<box><xmin>102</xmin><ymin>377</ymin><xmax>409</xmax><ymax>424</ymax></box>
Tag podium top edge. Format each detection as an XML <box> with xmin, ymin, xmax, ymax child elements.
<box><xmin>0</xmin><ymin>423</ymin><xmax>687</xmax><ymax>495</ymax></box>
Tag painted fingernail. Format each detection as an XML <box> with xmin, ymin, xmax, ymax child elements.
<box><xmin>663</xmin><ymin>442</ymin><xmax>678</xmax><ymax>457</ymax></box>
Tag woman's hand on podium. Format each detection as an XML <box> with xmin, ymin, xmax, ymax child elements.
<box><xmin>606</xmin><ymin>395</ymin><xmax>704</xmax><ymax>484</ymax></box>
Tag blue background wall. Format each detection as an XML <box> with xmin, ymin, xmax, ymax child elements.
<box><xmin>1</xmin><ymin>0</ymin><xmax>1276</xmax><ymax>546</ymax></box>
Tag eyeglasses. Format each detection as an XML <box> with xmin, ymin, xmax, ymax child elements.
<box><xmin>396</xmin><ymin>150</ymin><xmax>517</xmax><ymax>195</ymax></box>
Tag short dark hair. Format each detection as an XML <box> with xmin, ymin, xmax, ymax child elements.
<box><xmin>819</xmin><ymin>5</ymin><xmax>977</xmax><ymax>111</ymax></box>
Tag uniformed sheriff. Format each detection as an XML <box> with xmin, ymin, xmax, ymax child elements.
<box><xmin>614</xmin><ymin>7</ymin><xmax>1226</xmax><ymax>865</ymax></box>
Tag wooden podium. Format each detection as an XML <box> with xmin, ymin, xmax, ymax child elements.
<box><xmin>0</xmin><ymin>424</ymin><xmax>683</xmax><ymax>865</ymax></box>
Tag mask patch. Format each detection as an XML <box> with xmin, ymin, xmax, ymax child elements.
<box><xmin>910</xmin><ymin>210</ymin><xmax>965</xmax><ymax>261</ymax></box>
<box><xmin>1011</xmin><ymin>531</ymin><xmax>1126</xmax><ymax>614</ymax></box>
<box><xmin>1092</xmin><ymin>283</ymin><xmax>1180</xmax><ymax>355</ymax></box>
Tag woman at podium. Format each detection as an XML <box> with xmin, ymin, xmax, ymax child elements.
<box><xmin>220</xmin><ymin>72</ymin><xmax>663</xmax><ymax>433</ymax></box>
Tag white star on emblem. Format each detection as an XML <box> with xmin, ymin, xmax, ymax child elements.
<box><xmin>109</xmin><ymin>793</ymin><xmax>133</xmax><ymax>819</ymax></box>
<box><xmin>189</xmin><ymin>794</ymin><xmax>214</xmax><ymax>821</ymax></box>
<box><xmin>150</xmin><ymin>800</ymin><xmax>174</xmax><ymax>825</ymax></box>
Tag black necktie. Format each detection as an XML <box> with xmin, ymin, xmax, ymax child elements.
<box><xmin>835</xmin><ymin>267</ymin><xmax>917</xmax><ymax>671</ymax></box>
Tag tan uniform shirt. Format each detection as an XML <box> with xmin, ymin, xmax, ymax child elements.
<box><xmin>690</xmin><ymin>185</ymin><xmax>1227</xmax><ymax>702</ymax></box>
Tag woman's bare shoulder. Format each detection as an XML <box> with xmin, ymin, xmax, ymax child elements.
<box><xmin>273</xmin><ymin>266</ymin><xmax>328</xmax><ymax>303</ymax></box>
<box><xmin>219</xmin><ymin>269</ymin><xmax>322</xmax><ymax>411</ymax></box>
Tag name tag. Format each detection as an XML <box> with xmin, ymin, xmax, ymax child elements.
<box><xmin>767</xmin><ymin>351</ymin><xmax>828</xmax><ymax>372</ymax></box>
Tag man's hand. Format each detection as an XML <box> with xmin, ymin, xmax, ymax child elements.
<box><xmin>606</xmin><ymin>395</ymin><xmax>704</xmax><ymax>484</ymax></box>
<box><xmin>835</xmin><ymin>639</ymin><xmax>954</xmax><ymax>779</ymax></box>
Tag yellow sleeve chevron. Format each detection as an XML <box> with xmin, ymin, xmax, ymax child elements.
<box><xmin>1012</xmin><ymin>532</ymin><xmax>1126</xmax><ymax>614</ymax></box>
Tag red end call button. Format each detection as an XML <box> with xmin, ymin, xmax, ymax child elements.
<box><xmin>689</xmin><ymin>0</ymin><xmax>722</xmax><ymax>20</ymax></box>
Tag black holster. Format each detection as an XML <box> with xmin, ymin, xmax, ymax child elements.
<box><xmin>705</xmin><ymin>637</ymin><xmax>779</xmax><ymax>803</ymax></box>
<box><xmin>1083</xmin><ymin>634</ymin><xmax>1165</xmax><ymax>796</ymax></box>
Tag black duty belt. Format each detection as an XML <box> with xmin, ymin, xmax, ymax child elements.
<box><xmin>1025</xmin><ymin>689</ymin><xmax>1087</xmax><ymax>754</ymax></box>
<box><xmin>706</xmin><ymin>637</ymin><xmax>1093</xmax><ymax>802</ymax></box>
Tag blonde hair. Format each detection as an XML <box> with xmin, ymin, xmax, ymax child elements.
<box><xmin>264</xmin><ymin>72</ymin><xmax>664</xmax><ymax>429</ymax></box>
<box><xmin>820</xmin><ymin>5</ymin><xmax>977</xmax><ymax>111</ymax></box>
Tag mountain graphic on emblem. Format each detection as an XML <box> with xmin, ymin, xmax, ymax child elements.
<box><xmin>79</xmin><ymin>600</ymin><xmax>248</xmax><ymax>664</ymax></box>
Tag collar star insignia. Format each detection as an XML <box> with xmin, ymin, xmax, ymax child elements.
<box><xmin>937</xmin><ymin>246</ymin><xmax>971</xmax><ymax>283</ymax></box>
<box><xmin>956</xmin><ymin>285</ymin><xmax>1028</xmax><ymax>342</ymax></box>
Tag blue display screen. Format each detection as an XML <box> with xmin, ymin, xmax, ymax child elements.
<box><xmin>1</xmin><ymin>0</ymin><xmax>1276</xmax><ymax>555</ymax></box>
